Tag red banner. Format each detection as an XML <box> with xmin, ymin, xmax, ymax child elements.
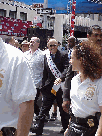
<box><xmin>0</xmin><ymin>16</ymin><xmax>33</xmax><ymax>37</ymax></box>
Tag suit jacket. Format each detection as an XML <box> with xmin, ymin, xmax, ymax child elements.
<box><xmin>62</xmin><ymin>64</ymin><xmax>74</xmax><ymax>101</ymax></box>
<box><xmin>42</xmin><ymin>49</ymin><xmax>69</xmax><ymax>88</ymax></box>
<box><xmin>62</xmin><ymin>64</ymin><xmax>78</xmax><ymax>101</ymax></box>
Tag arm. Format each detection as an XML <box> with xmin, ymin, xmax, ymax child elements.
<box><xmin>42</xmin><ymin>55</ymin><xmax>48</xmax><ymax>87</ymax></box>
<box><xmin>62</xmin><ymin>64</ymin><xmax>74</xmax><ymax>113</ymax></box>
<box><xmin>95</xmin><ymin>106</ymin><xmax>102</xmax><ymax>136</ymax></box>
<box><xmin>17</xmin><ymin>100</ymin><xmax>34</xmax><ymax>136</ymax></box>
<box><xmin>63</xmin><ymin>64</ymin><xmax>74</xmax><ymax>101</ymax></box>
<box><xmin>60</xmin><ymin>53</ymin><xmax>69</xmax><ymax>82</ymax></box>
<box><xmin>62</xmin><ymin>76</ymin><xmax>71</xmax><ymax>113</ymax></box>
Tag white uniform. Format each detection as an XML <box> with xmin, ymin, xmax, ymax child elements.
<box><xmin>71</xmin><ymin>74</ymin><xmax>102</xmax><ymax>118</ymax></box>
<box><xmin>24</xmin><ymin>49</ymin><xmax>44</xmax><ymax>89</ymax></box>
<box><xmin>0</xmin><ymin>38</ymin><xmax>37</xmax><ymax>129</ymax></box>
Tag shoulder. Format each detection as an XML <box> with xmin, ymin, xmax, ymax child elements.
<box><xmin>71</xmin><ymin>74</ymin><xmax>80</xmax><ymax>82</ymax></box>
<box><xmin>57</xmin><ymin>50</ymin><xmax>68</xmax><ymax>60</ymax></box>
<box><xmin>58</xmin><ymin>50</ymin><xmax>67</xmax><ymax>55</ymax></box>
<box><xmin>5</xmin><ymin>42</ymin><xmax>23</xmax><ymax>57</ymax></box>
<box><xmin>95</xmin><ymin>77</ymin><xmax>102</xmax><ymax>87</ymax></box>
<box><xmin>4</xmin><ymin>42</ymin><xmax>26</xmax><ymax>67</ymax></box>
<box><xmin>42</xmin><ymin>49</ymin><xmax>49</xmax><ymax>55</ymax></box>
<box><xmin>38</xmin><ymin>49</ymin><xmax>44</xmax><ymax>56</ymax></box>
<box><xmin>24</xmin><ymin>50</ymin><xmax>30</xmax><ymax>55</ymax></box>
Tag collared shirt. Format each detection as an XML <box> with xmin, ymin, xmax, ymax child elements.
<box><xmin>51</xmin><ymin>53</ymin><xmax>55</xmax><ymax>60</ymax></box>
<box><xmin>71</xmin><ymin>74</ymin><xmax>102</xmax><ymax>118</ymax></box>
<box><xmin>0</xmin><ymin>38</ymin><xmax>36</xmax><ymax>129</ymax></box>
<box><xmin>24</xmin><ymin>48</ymin><xmax>44</xmax><ymax>89</ymax></box>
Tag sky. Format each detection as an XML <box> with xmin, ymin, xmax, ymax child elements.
<box><xmin>16</xmin><ymin>0</ymin><xmax>102</xmax><ymax>14</ymax></box>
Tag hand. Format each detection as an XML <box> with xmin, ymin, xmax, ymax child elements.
<box><xmin>62</xmin><ymin>101</ymin><xmax>70</xmax><ymax>113</ymax></box>
<box><xmin>54</xmin><ymin>78</ymin><xmax>62</xmax><ymax>85</ymax></box>
<box><xmin>64</xmin><ymin>128</ymin><xmax>69</xmax><ymax>136</ymax></box>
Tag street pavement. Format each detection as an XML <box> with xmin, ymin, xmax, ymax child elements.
<box><xmin>29</xmin><ymin>106</ymin><xmax>64</xmax><ymax>136</ymax></box>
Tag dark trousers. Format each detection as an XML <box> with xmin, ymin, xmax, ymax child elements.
<box><xmin>67</xmin><ymin>110</ymin><xmax>100</xmax><ymax>136</ymax></box>
<box><xmin>36</xmin><ymin>84</ymin><xmax>70</xmax><ymax>132</ymax></box>
<box><xmin>1</xmin><ymin>127</ymin><xmax>16</xmax><ymax>136</ymax></box>
<box><xmin>67</xmin><ymin>121</ymin><xmax>98</xmax><ymax>136</ymax></box>
<box><xmin>34</xmin><ymin>88</ymin><xmax>42</xmax><ymax>116</ymax></box>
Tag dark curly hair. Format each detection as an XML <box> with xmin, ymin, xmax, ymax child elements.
<box><xmin>73</xmin><ymin>41</ymin><xmax>102</xmax><ymax>81</ymax></box>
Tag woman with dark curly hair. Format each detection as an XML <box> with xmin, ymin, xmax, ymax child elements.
<box><xmin>64</xmin><ymin>41</ymin><xmax>102</xmax><ymax>136</ymax></box>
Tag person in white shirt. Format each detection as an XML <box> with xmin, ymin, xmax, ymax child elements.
<box><xmin>21</xmin><ymin>40</ymin><xmax>30</xmax><ymax>52</ymax></box>
<box><xmin>0</xmin><ymin>37</ymin><xmax>37</xmax><ymax>136</ymax></box>
<box><xmin>24</xmin><ymin>37</ymin><xmax>44</xmax><ymax>117</ymax></box>
<box><xmin>64</xmin><ymin>41</ymin><xmax>102</xmax><ymax>136</ymax></box>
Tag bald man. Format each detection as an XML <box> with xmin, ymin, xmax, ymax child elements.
<box><xmin>62</xmin><ymin>36</ymin><xmax>75</xmax><ymax>114</ymax></box>
<box><xmin>30</xmin><ymin>38</ymin><xmax>70</xmax><ymax>135</ymax></box>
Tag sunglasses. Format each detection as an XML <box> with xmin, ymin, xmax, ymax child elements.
<box><xmin>49</xmin><ymin>44</ymin><xmax>57</xmax><ymax>47</ymax></box>
<box><xmin>30</xmin><ymin>40</ymin><xmax>37</xmax><ymax>43</ymax></box>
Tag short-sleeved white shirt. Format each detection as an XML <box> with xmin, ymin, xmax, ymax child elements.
<box><xmin>71</xmin><ymin>74</ymin><xmax>102</xmax><ymax>118</ymax></box>
<box><xmin>0</xmin><ymin>38</ymin><xmax>37</xmax><ymax>129</ymax></box>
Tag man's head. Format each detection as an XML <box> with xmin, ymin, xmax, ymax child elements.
<box><xmin>5</xmin><ymin>36</ymin><xmax>15</xmax><ymax>47</ymax></box>
<box><xmin>47</xmin><ymin>38</ymin><xmax>58</xmax><ymax>54</ymax></box>
<box><xmin>87</xmin><ymin>25</ymin><xmax>102</xmax><ymax>46</ymax></box>
<box><xmin>21</xmin><ymin>40</ymin><xmax>29</xmax><ymax>52</ymax></box>
<box><xmin>68</xmin><ymin>36</ymin><xmax>75</xmax><ymax>49</ymax></box>
<box><xmin>30</xmin><ymin>37</ymin><xmax>40</xmax><ymax>53</ymax></box>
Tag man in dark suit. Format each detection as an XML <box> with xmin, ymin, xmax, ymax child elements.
<box><xmin>62</xmin><ymin>36</ymin><xmax>75</xmax><ymax>113</ymax></box>
<box><xmin>30</xmin><ymin>38</ymin><xmax>70</xmax><ymax>135</ymax></box>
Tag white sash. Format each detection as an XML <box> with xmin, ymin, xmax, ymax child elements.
<box><xmin>46</xmin><ymin>50</ymin><xmax>64</xmax><ymax>94</ymax></box>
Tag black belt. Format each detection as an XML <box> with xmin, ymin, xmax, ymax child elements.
<box><xmin>71</xmin><ymin>114</ymin><xmax>99</xmax><ymax>128</ymax></box>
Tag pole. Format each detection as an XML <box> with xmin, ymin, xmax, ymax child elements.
<box><xmin>43</xmin><ymin>0</ymin><xmax>48</xmax><ymax>29</ymax></box>
<box><xmin>70</xmin><ymin>0</ymin><xmax>72</xmax><ymax>35</ymax></box>
<box><xmin>70</xmin><ymin>0</ymin><xmax>76</xmax><ymax>36</ymax></box>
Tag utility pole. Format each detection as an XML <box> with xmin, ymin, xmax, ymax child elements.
<box><xmin>43</xmin><ymin>0</ymin><xmax>48</xmax><ymax>29</ymax></box>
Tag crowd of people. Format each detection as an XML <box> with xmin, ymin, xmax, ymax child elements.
<box><xmin>0</xmin><ymin>25</ymin><xmax>102</xmax><ymax>136</ymax></box>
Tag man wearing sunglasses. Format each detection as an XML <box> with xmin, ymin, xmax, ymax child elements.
<box><xmin>30</xmin><ymin>38</ymin><xmax>70</xmax><ymax>135</ymax></box>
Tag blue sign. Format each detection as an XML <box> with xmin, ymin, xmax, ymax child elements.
<box><xmin>17</xmin><ymin>0</ymin><xmax>102</xmax><ymax>14</ymax></box>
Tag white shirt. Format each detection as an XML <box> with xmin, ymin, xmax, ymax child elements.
<box><xmin>24</xmin><ymin>49</ymin><xmax>44</xmax><ymax>89</ymax></box>
<box><xmin>71</xmin><ymin>74</ymin><xmax>102</xmax><ymax>118</ymax></box>
<box><xmin>68</xmin><ymin>48</ymin><xmax>73</xmax><ymax>59</ymax></box>
<box><xmin>0</xmin><ymin>38</ymin><xmax>37</xmax><ymax>129</ymax></box>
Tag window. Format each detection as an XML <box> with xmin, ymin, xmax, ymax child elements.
<box><xmin>98</xmin><ymin>14</ymin><xmax>102</xmax><ymax>21</ymax></box>
<box><xmin>20</xmin><ymin>12</ymin><xmax>27</xmax><ymax>21</ymax></box>
<box><xmin>0</xmin><ymin>9</ymin><xmax>6</xmax><ymax>17</ymax></box>
<box><xmin>90</xmin><ymin>14</ymin><xmax>94</xmax><ymax>20</ymax></box>
<box><xmin>84</xmin><ymin>14</ymin><xmax>89</xmax><ymax>18</ymax></box>
<box><xmin>37</xmin><ymin>9</ymin><xmax>40</xmax><ymax>14</ymax></box>
<box><xmin>76</xmin><ymin>14</ymin><xmax>82</xmax><ymax>17</ymax></box>
<box><xmin>9</xmin><ymin>11</ymin><xmax>16</xmax><ymax>19</ymax></box>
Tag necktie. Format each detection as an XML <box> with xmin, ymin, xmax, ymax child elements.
<box><xmin>51</xmin><ymin>54</ymin><xmax>55</xmax><ymax>60</ymax></box>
